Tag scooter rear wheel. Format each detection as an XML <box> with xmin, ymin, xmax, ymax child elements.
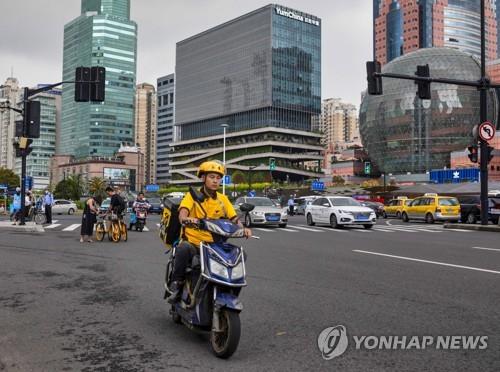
<box><xmin>210</xmin><ymin>309</ymin><xmax>241</xmax><ymax>359</ymax></box>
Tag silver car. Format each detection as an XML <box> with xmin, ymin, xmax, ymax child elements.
<box><xmin>53</xmin><ymin>199</ymin><xmax>78</xmax><ymax>215</ymax></box>
<box><xmin>234</xmin><ymin>197</ymin><xmax>288</xmax><ymax>227</ymax></box>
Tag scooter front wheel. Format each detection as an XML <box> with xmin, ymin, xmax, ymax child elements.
<box><xmin>210</xmin><ymin>309</ymin><xmax>241</xmax><ymax>359</ymax></box>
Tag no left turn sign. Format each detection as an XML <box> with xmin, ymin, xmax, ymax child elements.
<box><xmin>478</xmin><ymin>121</ymin><xmax>496</xmax><ymax>142</ymax></box>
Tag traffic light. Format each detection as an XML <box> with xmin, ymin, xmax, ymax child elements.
<box><xmin>486</xmin><ymin>145</ymin><xmax>495</xmax><ymax>163</ymax></box>
<box><xmin>75</xmin><ymin>67</ymin><xmax>91</xmax><ymax>102</ymax></box>
<box><xmin>14</xmin><ymin>137</ymin><xmax>33</xmax><ymax>157</ymax></box>
<box><xmin>269</xmin><ymin>158</ymin><xmax>276</xmax><ymax>171</ymax></box>
<box><xmin>366</xmin><ymin>61</ymin><xmax>382</xmax><ymax>95</ymax></box>
<box><xmin>364</xmin><ymin>161</ymin><xmax>371</xmax><ymax>175</ymax></box>
<box><xmin>90</xmin><ymin>66</ymin><xmax>106</xmax><ymax>102</ymax></box>
<box><xmin>415</xmin><ymin>64</ymin><xmax>431</xmax><ymax>100</ymax></box>
<box><xmin>467</xmin><ymin>145</ymin><xmax>478</xmax><ymax>163</ymax></box>
<box><xmin>26</xmin><ymin>100</ymin><xmax>40</xmax><ymax>138</ymax></box>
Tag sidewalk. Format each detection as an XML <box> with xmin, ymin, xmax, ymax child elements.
<box><xmin>444</xmin><ymin>223</ymin><xmax>500</xmax><ymax>233</ymax></box>
<box><xmin>0</xmin><ymin>220</ymin><xmax>44</xmax><ymax>233</ymax></box>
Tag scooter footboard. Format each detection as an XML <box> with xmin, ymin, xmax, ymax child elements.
<box><xmin>215</xmin><ymin>291</ymin><xmax>243</xmax><ymax>312</ymax></box>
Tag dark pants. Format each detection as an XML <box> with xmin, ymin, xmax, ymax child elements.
<box><xmin>288</xmin><ymin>205</ymin><xmax>294</xmax><ymax>216</ymax></box>
<box><xmin>172</xmin><ymin>241</ymin><xmax>198</xmax><ymax>282</ymax></box>
<box><xmin>45</xmin><ymin>205</ymin><xmax>52</xmax><ymax>223</ymax></box>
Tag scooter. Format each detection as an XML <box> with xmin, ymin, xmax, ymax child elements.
<box><xmin>163</xmin><ymin>187</ymin><xmax>258</xmax><ymax>358</ymax></box>
<box><xmin>135</xmin><ymin>207</ymin><xmax>148</xmax><ymax>232</ymax></box>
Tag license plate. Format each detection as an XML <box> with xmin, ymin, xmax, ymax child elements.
<box><xmin>266</xmin><ymin>216</ymin><xmax>280</xmax><ymax>221</ymax></box>
<box><xmin>491</xmin><ymin>209</ymin><xmax>500</xmax><ymax>214</ymax></box>
<box><xmin>356</xmin><ymin>214</ymin><xmax>368</xmax><ymax>220</ymax></box>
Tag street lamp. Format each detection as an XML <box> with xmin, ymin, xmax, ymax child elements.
<box><xmin>221</xmin><ymin>123</ymin><xmax>229</xmax><ymax>195</ymax></box>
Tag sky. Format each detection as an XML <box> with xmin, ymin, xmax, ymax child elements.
<box><xmin>0</xmin><ymin>0</ymin><xmax>372</xmax><ymax>108</ymax></box>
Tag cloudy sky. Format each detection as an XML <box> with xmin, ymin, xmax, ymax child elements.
<box><xmin>0</xmin><ymin>0</ymin><xmax>372</xmax><ymax>107</ymax></box>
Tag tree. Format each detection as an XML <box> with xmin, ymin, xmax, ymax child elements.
<box><xmin>332</xmin><ymin>175</ymin><xmax>345</xmax><ymax>185</ymax></box>
<box><xmin>54</xmin><ymin>174</ymin><xmax>83</xmax><ymax>200</ymax></box>
<box><xmin>231</xmin><ymin>170</ymin><xmax>246</xmax><ymax>184</ymax></box>
<box><xmin>0</xmin><ymin>167</ymin><xmax>20</xmax><ymax>187</ymax></box>
<box><xmin>88</xmin><ymin>177</ymin><xmax>107</xmax><ymax>201</ymax></box>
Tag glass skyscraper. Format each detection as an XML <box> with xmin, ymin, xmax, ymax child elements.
<box><xmin>156</xmin><ymin>73</ymin><xmax>175</xmax><ymax>185</ymax></box>
<box><xmin>61</xmin><ymin>0</ymin><xmax>137</xmax><ymax>159</ymax></box>
<box><xmin>172</xmin><ymin>4</ymin><xmax>322</xmax><ymax>184</ymax></box>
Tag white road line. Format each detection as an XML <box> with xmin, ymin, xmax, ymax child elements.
<box><xmin>51</xmin><ymin>220</ymin><xmax>59</xmax><ymax>224</ymax></box>
<box><xmin>254</xmin><ymin>228</ymin><xmax>276</xmax><ymax>232</ymax></box>
<box><xmin>45</xmin><ymin>224</ymin><xmax>61</xmax><ymax>229</ymax></box>
<box><xmin>449</xmin><ymin>229</ymin><xmax>471</xmax><ymax>232</ymax></box>
<box><xmin>308</xmin><ymin>225</ymin><xmax>348</xmax><ymax>232</ymax></box>
<box><xmin>156</xmin><ymin>223</ymin><xmax>160</xmax><ymax>227</ymax></box>
<box><xmin>281</xmin><ymin>228</ymin><xmax>298</xmax><ymax>232</ymax></box>
<box><xmin>62</xmin><ymin>224</ymin><xmax>81</xmax><ymax>231</ymax></box>
<box><xmin>291</xmin><ymin>225</ymin><xmax>323</xmax><ymax>232</ymax></box>
<box><xmin>472</xmin><ymin>246</ymin><xmax>500</xmax><ymax>252</ymax></box>
<box><xmin>143</xmin><ymin>226</ymin><xmax>149</xmax><ymax>232</ymax></box>
<box><xmin>353</xmin><ymin>250</ymin><xmax>500</xmax><ymax>275</ymax></box>
<box><xmin>381</xmin><ymin>228</ymin><xmax>422</xmax><ymax>233</ymax></box>
<box><xmin>372</xmin><ymin>228</ymin><xmax>395</xmax><ymax>233</ymax></box>
<box><xmin>352</xmin><ymin>229</ymin><xmax>371</xmax><ymax>233</ymax></box>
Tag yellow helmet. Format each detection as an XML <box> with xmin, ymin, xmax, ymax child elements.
<box><xmin>197</xmin><ymin>161</ymin><xmax>225</xmax><ymax>177</ymax></box>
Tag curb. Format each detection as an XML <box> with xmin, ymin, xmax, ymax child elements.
<box><xmin>0</xmin><ymin>221</ymin><xmax>45</xmax><ymax>233</ymax></box>
<box><xmin>444</xmin><ymin>223</ymin><xmax>500</xmax><ymax>232</ymax></box>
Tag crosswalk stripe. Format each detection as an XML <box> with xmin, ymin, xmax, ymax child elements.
<box><xmin>373</xmin><ymin>228</ymin><xmax>395</xmax><ymax>233</ymax></box>
<box><xmin>254</xmin><ymin>228</ymin><xmax>276</xmax><ymax>232</ymax></box>
<box><xmin>143</xmin><ymin>226</ymin><xmax>149</xmax><ymax>231</ymax></box>
<box><xmin>156</xmin><ymin>223</ymin><xmax>160</xmax><ymax>227</ymax></box>
<box><xmin>280</xmin><ymin>228</ymin><xmax>298</xmax><ymax>232</ymax></box>
<box><xmin>306</xmin><ymin>225</ymin><xmax>348</xmax><ymax>232</ymax></box>
<box><xmin>45</xmin><ymin>224</ymin><xmax>61</xmax><ymax>229</ymax></box>
<box><xmin>448</xmin><ymin>228</ymin><xmax>471</xmax><ymax>232</ymax></box>
<box><xmin>62</xmin><ymin>224</ymin><xmax>81</xmax><ymax>231</ymax></box>
<box><xmin>291</xmin><ymin>225</ymin><xmax>323</xmax><ymax>232</ymax></box>
<box><xmin>353</xmin><ymin>229</ymin><xmax>371</xmax><ymax>233</ymax></box>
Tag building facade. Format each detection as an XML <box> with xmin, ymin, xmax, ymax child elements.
<box><xmin>60</xmin><ymin>0</ymin><xmax>137</xmax><ymax>159</ymax></box>
<box><xmin>319</xmin><ymin>98</ymin><xmax>359</xmax><ymax>148</ymax></box>
<box><xmin>172</xmin><ymin>4</ymin><xmax>322</xmax><ymax>184</ymax></box>
<box><xmin>134</xmin><ymin>83</ymin><xmax>157</xmax><ymax>185</ymax></box>
<box><xmin>50</xmin><ymin>145</ymin><xmax>144</xmax><ymax>191</ymax></box>
<box><xmin>360</xmin><ymin>48</ymin><xmax>498</xmax><ymax>175</ymax></box>
<box><xmin>156</xmin><ymin>73</ymin><xmax>175</xmax><ymax>185</ymax></box>
<box><xmin>0</xmin><ymin>77</ymin><xmax>20</xmax><ymax>170</ymax></box>
<box><xmin>374</xmin><ymin>0</ymin><xmax>499</xmax><ymax>65</ymax></box>
<box><xmin>14</xmin><ymin>87</ymin><xmax>61</xmax><ymax>190</ymax></box>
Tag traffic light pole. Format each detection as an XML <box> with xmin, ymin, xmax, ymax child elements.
<box><xmin>19</xmin><ymin>87</ymin><xmax>29</xmax><ymax>225</ymax></box>
<box><xmin>479</xmin><ymin>0</ymin><xmax>489</xmax><ymax>225</ymax></box>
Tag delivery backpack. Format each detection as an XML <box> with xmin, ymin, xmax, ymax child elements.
<box><xmin>159</xmin><ymin>197</ymin><xmax>182</xmax><ymax>249</ymax></box>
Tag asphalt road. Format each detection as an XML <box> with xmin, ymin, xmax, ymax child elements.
<box><xmin>0</xmin><ymin>214</ymin><xmax>499</xmax><ymax>371</ymax></box>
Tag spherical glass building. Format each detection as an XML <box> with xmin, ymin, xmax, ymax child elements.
<box><xmin>359</xmin><ymin>48</ymin><xmax>498</xmax><ymax>174</ymax></box>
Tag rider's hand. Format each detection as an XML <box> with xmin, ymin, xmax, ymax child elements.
<box><xmin>243</xmin><ymin>228</ymin><xmax>252</xmax><ymax>239</ymax></box>
<box><xmin>183</xmin><ymin>217</ymin><xmax>199</xmax><ymax>225</ymax></box>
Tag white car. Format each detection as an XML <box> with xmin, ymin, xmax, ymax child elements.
<box><xmin>234</xmin><ymin>197</ymin><xmax>288</xmax><ymax>227</ymax></box>
<box><xmin>52</xmin><ymin>199</ymin><xmax>78</xmax><ymax>215</ymax></box>
<box><xmin>305</xmin><ymin>196</ymin><xmax>377</xmax><ymax>229</ymax></box>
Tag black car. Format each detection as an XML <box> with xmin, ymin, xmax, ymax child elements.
<box><xmin>148</xmin><ymin>198</ymin><xmax>163</xmax><ymax>214</ymax></box>
<box><xmin>457</xmin><ymin>195</ymin><xmax>500</xmax><ymax>224</ymax></box>
<box><xmin>362</xmin><ymin>201</ymin><xmax>385</xmax><ymax>218</ymax></box>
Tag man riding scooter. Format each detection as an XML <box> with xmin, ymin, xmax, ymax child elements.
<box><xmin>167</xmin><ymin>160</ymin><xmax>252</xmax><ymax>303</ymax></box>
<box><xmin>129</xmin><ymin>192</ymin><xmax>151</xmax><ymax>231</ymax></box>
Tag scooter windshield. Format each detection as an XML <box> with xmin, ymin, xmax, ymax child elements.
<box><xmin>203</xmin><ymin>219</ymin><xmax>245</xmax><ymax>238</ymax></box>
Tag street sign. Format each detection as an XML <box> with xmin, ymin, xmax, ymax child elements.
<box><xmin>24</xmin><ymin>176</ymin><xmax>33</xmax><ymax>190</ymax></box>
<box><xmin>311</xmin><ymin>181</ymin><xmax>324</xmax><ymax>191</ymax></box>
<box><xmin>223</xmin><ymin>175</ymin><xmax>231</xmax><ymax>185</ymax></box>
<box><xmin>478</xmin><ymin>121</ymin><xmax>495</xmax><ymax>141</ymax></box>
<box><xmin>248</xmin><ymin>191</ymin><xmax>256</xmax><ymax>197</ymax></box>
<box><xmin>231</xmin><ymin>191</ymin><xmax>238</xmax><ymax>198</ymax></box>
<box><xmin>145</xmin><ymin>184</ymin><xmax>160</xmax><ymax>192</ymax></box>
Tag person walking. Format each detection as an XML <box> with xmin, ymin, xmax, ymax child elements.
<box><xmin>11</xmin><ymin>187</ymin><xmax>21</xmax><ymax>224</ymax></box>
<box><xmin>287</xmin><ymin>196</ymin><xmax>295</xmax><ymax>216</ymax></box>
<box><xmin>43</xmin><ymin>190</ymin><xmax>54</xmax><ymax>224</ymax></box>
<box><xmin>80</xmin><ymin>195</ymin><xmax>100</xmax><ymax>243</ymax></box>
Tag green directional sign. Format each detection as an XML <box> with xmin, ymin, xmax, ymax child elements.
<box><xmin>269</xmin><ymin>157</ymin><xmax>276</xmax><ymax>171</ymax></box>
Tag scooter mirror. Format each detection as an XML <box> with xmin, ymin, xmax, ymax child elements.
<box><xmin>239</xmin><ymin>203</ymin><xmax>255</xmax><ymax>213</ymax></box>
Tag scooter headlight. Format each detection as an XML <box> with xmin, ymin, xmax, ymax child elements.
<box><xmin>231</xmin><ymin>261</ymin><xmax>245</xmax><ymax>280</ymax></box>
<box><xmin>209</xmin><ymin>259</ymin><xmax>229</xmax><ymax>279</ymax></box>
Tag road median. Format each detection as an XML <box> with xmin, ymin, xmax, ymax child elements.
<box><xmin>444</xmin><ymin>223</ymin><xmax>500</xmax><ymax>233</ymax></box>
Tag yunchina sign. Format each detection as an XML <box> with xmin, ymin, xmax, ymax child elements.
<box><xmin>275</xmin><ymin>7</ymin><xmax>320</xmax><ymax>26</ymax></box>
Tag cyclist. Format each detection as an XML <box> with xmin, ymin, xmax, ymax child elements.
<box><xmin>168</xmin><ymin>161</ymin><xmax>252</xmax><ymax>303</ymax></box>
<box><xmin>105</xmin><ymin>186</ymin><xmax>126</xmax><ymax>232</ymax></box>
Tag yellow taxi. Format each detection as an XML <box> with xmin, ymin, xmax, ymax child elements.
<box><xmin>401</xmin><ymin>193</ymin><xmax>461</xmax><ymax>223</ymax></box>
<box><xmin>383</xmin><ymin>196</ymin><xmax>413</xmax><ymax>219</ymax></box>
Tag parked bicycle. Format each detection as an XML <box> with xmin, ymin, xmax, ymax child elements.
<box><xmin>95</xmin><ymin>212</ymin><xmax>125</xmax><ymax>242</ymax></box>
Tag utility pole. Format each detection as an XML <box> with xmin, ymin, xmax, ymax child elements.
<box><xmin>479</xmin><ymin>0</ymin><xmax>489</xmax><ymax>225</ymax></box>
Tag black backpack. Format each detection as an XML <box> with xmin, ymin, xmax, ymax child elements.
<box><xmin>116</xmin><ymin>195</ymin><xmax>127</xmax><ymax>213</ymax></box>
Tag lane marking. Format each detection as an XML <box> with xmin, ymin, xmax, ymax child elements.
<box><xmin>280</xmin><ymin>228</ymin><xmax>298</xmax><ymax>232</ymax></box>
<box><xmin>254</xmin><ymin>228</ymin><xmax>276</xmax><ymax>232</ymax></box>
<box><xmin>156</xmin><ymin>223</ymin><xmax>160</xmax><ymax>227</ymax></box>
<box><xmin>386</xmin><ymin>220</ymin><xmax>393</xmax><ymax>226</ymax></box>
<box><xmin>290</xmin><ymin>225</ymin><xmax>323</xmax><ymax>232</ymax></box>
<box><xmin>143</xmin><ymin>226</ymin><xmax>149</xmax><ymax>232</ymax></box>
<box><xmin>353</xmin><ymin>250</ymin><xmax>500</xmax><ymax>275</ymax></box>
<box><xmin>45</xmin><ymin>224</ymin><xmax>61</xmax><ymax>229</ymax></box>
<box><xmin>372</xmin><ymin>228</ymin><xmax>395</xmax><ymax>233</ymax></box>
<box><xmin>62</xmin><ymin>224</ymin><xmax>81</xmax><ymax>231</ymax></box>
<box><xmin>448</xmin><ymin>228</ymin><xmax>471</xmax><ymax>232</ymax></box>
<box><xmin>307</xmin><ymin>225</ymin><xmax>348</xmax><ymax>232</ymax></box>
<box><xmin>353</xmin><ymin>229</ymin><xmax>371</xmax><ymax>233</ymax></box>
<box><xmin>472</xmin><ymin>246</ymin><xmax>500</xmax><ymax>252</ymax></box>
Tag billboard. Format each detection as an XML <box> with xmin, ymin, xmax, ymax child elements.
<box><xmin>103</xmin><ymin>168</ymin><xmax>131</xmax><ymax>181</ymax></box>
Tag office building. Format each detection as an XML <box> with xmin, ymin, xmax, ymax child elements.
<box><xmin>171</xmin><ymin>4</ymin><xmax>322</xmax><ymax>184</ymax></box>
<box><xmin>60</xmin><ymin>0</ymin><xmax>137</xmax><ymax>158</ymax></box>
<box><xmin>134</xmin><ymin>83</ymin><xmax>157</xmax><ymax>185</ymax></box>
<box><xmin>156</xmin><ymin>73</ymin><xmax>175</xmax><ymax>185</ymax></box>
<box><xmin>374</xmin><ymin>0</ymin><xmax>498</xmax><ymax>65</ymax></box>
<box><xmin>0</xmin><ymin>77</ymin><xmax>21</xmax><ymax>170</ymax></box>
